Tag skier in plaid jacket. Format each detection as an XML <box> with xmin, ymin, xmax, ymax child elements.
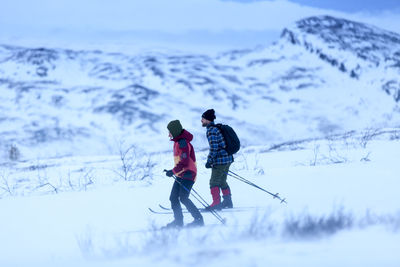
<box><xmin>201</xmin><ymin>109</ymin><xmax>234</xmax><ymax>211</ymax></box>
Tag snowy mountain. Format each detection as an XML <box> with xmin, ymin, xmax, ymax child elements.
<box><xmin>1</xmin><ymin>15</ymin><xmax>399</xmax><ymax>160</ymax></box>
<box><xmin>281</xmin><ymin>15</ymin><xmax>400</xmax><ymax>98</ymax></box>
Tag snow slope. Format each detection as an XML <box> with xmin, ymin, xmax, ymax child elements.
<box><xmin>1</xmin><ymin>15</ymin><xmax>400</xmax><ymax>160</ymax></box>
<box><xmin>0</xmin><ymin>129</ymin><xmax>399</xmax><ymax>266</ymax></box>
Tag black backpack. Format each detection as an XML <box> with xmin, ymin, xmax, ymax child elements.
<box><xmin>214</xmin><ymin>123</ymin><xmax>240</xmax><ymax>155</ymax></box>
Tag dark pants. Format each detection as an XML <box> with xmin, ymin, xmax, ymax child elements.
<box><xmin>210</xmin><ymin>163</ymin><xmax>231</xmax><ymax>188</ymax></box>
<box><xmin>169</xmin><ymin>177</ymin><xmax>202</xmax><ymax>222</ymax></box>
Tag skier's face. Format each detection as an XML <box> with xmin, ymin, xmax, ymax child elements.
<box><xmin>201</xmin><ymin>117</ymin><xmax>210</xmax><ymax>127</ymax></box>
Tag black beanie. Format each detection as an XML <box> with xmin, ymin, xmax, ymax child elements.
<box><xmin>167</xmin><ymin>120</ymin><xmax>183</xmax><ymax>138</ymax></box>
<box><xmin>202</xmin><ymin>109</ymin><xmax>216</xmax><ymax>121</ymax></box>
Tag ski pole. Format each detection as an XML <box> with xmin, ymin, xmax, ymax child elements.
<box><xmin>189</xmin><ymin>186</ymin><xmax>226</xmax><ymax>223</ymax></box>
<box><xmin>226</xmin><ymin>170</ymin><xmax>287</xmax><ymax>204</ymax></box>
<box><xmin>172</xmin><ymin>174</ymin><xmax>226</xmax><ymax>224</ymax></box>
<box><xmin>163</xmin><ymin>170</ymin><xmax>226</xmax><ymax>224</ymax></box>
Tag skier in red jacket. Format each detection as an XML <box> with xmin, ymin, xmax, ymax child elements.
<box><xmin>164</xmin><ymin>120</ymin><xmax>204</xmax><ymax>228</ymax></box>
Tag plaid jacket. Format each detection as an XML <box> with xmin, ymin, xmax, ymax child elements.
<box><xmin>206</xmin><ymin>122</ymin><xmax>234</xmax><ymax>166</ymax></box>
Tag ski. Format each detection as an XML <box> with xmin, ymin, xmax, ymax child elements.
<box><xmin>200</xmin><ymin>206</ymin><xmax>264</xmax><ymax>212</ymax></box>
<box><xmin>150</xmin><ymin>205</ymin><xmax>264</xmax><ymax>214</ymax></box>
<box><xmin>159</xmin><ymin>204</ymin><xmax>170</xmax><ymax>210</ymax></box>
<box><xmin>148</xmin><ymin>207</ymin><xmax>184</xmax><ymax>214</ymax></box>
<box><xmin>159</xmin><ymin>204</ymin><xmax>264</xmax><ymax>212</ymax></box>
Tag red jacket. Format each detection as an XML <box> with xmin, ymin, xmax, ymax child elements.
<box><xmin>171</xmin><ymin>129</ymin><xmax>197</xmax><ymax>181</ymax></box>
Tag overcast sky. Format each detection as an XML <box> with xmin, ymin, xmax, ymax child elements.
<box><xmin>1</xmin><ymin>0</ymin><xmax>399</xmax><ymax>52</ymax></box>
<box><xmin>223</xmin><ymin>0</ymin><xmax>400</xmax><ymax>13</ymax></box>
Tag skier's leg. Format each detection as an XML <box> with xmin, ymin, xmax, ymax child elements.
<box><xmin>206</xmin><ymin>166</ymin><xmax>224</xmax><ymax>210</ymax></box>
<box><xmin>221</xmin><ymin>186</ymin><xmax>233</xmax><ymax>208</ymax></box>
<box><xmin>178</xmin><ymin>178</ymin><xmax>203</xmax><ymax>226</ymax></box>
<box><xmin>167</xmin><ymin>180</ymin><xmax>184</xmax><ymax>227</ymax></box>
<box><xmin>220</xmin><ymin>163</ymin><xmax>233</xmax><ymax>208</ymax></box>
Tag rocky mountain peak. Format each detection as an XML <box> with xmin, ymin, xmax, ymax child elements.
<box><xmin>281</xmin><ymin>15</ymin><xmax>400</xmax><ymax>75</ymax></box>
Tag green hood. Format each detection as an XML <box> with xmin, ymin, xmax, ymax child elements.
<box><xmin>167</xmin><ymin>120</ymin><xmax>183</xmax><ymax>138</ymax></box>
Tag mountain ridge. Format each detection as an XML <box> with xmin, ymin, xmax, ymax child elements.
<box><xmin>280</xmin><ymin>15</ymin><xmax>400</xmax><ymax>101</ymax></box>
<box><xmin>1</xmin><ymin>15</ymin><xmax>399</xmax><ymax>160</ymax></box>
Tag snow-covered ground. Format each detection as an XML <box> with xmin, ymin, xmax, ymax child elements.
<box><xmin>1</xmin><ymin>129</ymin><xmax>399</xmax><ymax>266</ymax></box>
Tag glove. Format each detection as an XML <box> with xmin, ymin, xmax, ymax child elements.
<box><xmin>205</xmin><ymin>162</ymin><xmax>212</xmax><ymax>169</ymax></box>
<box><xmin>165</xmin><ymin>170</ymin><xmax>174</xmax><ymax>177</ymax></box>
